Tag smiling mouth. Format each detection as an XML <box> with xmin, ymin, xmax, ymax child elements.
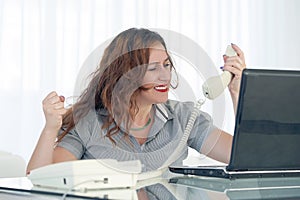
<box><xmin>154</xmin><ymin>85</ymin><xmax>169</xmax><ymax>92</ymax></box>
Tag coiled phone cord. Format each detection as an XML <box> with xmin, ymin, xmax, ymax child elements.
<box><xmin>138</xmin><ymin>98</ymin><xmax>206</xmax><ymax>180</ymax></box>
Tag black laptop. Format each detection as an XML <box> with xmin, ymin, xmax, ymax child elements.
<box><xmin>169</xmin><ymin>68</ymin><xmax>300</xmax><ymax>179</ymax></box>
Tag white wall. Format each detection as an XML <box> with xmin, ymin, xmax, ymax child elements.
<box><xmin>0</xmin><ymin>0</ymin><xmax>299</xmax><ymax>163</ymax></box>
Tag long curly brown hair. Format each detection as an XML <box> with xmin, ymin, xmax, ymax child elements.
<box><xmin>57</xmin><ymin>28</ymin><xmax>176</xmax><ymax>144</ymax></box>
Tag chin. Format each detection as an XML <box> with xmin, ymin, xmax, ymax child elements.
<box><xmin>154</xmin><ymin>97</ymin><xmax>169</xmax><ymax>104</ymax></box>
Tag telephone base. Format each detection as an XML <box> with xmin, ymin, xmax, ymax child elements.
<box><xmin>28</xmin><ymin>159</ymin><xmax>142</xmax><ymax>190</ymax></box>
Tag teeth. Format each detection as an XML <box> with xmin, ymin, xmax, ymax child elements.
<box><xmin>155</xmin><ymin>86</ymin><xmax>167</xmax><ymax>90</ymax></box>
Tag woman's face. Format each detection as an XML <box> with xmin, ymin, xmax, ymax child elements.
<box><xmin>137</xmin><ymin>42</ymin><xmax>172</xmax><ymax>105</ymax></box>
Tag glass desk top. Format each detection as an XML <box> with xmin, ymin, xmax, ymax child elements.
<box><xmin>1</xmin><ymin>176</ymin><xmax>300</xmax><ymax>199</ymax></box>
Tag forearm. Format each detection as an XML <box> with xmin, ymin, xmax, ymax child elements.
<box><xmin>26</xmin><ymin>127</ymin><xmax>58</xmax><ymax>173</ymax></box>
<box><xmin>201</xmin><ymin>129</ymin><xmax>233</xmax><ymax>164</ymax></box>
<box><xmin>230</xmin><ymin>90</ymin><xmax>239</xmax><ymax>115</ymax></box>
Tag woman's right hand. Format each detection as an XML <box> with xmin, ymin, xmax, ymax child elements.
<box><xmin>42</xmin><ymin>91</ymin><xmax>68</xmax><ymax>132</ymax></box>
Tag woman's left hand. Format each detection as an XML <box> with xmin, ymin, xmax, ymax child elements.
<box><xmin>223</xmin><ymin>43</ymin><xmax>246</xmax><ymax>98</ymax></box>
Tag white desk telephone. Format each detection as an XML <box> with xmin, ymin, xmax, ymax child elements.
<box><xmin>28</xmin><ymin>159</ymin><xmax>142</xmax><ymax>190</ymax></box>
<box><xmin>28</xmin><ymin>45</ymin><xmax>237</xmax><ymax>191</ymax></box>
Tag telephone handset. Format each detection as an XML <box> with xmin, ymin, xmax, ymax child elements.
<box><xmin>202</xmin><ymin>45</ymin><xmax>237</xmax><ymax>99</ymax></box>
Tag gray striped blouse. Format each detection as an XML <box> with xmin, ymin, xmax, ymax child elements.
<box><xmin>57</xmin><ymin>100</ymin><xmax>215</xmax><ymax>172</ymax></box>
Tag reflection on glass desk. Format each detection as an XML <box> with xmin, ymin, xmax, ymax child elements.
<box><xmin>1</xmin><ymin>176</ymin><xmax>300</xmax><ymax>199</ymax></box>
<box><xmin>169</xmin><ymin>176</ymin><xmax>300</xmax><ymax>200</ymax></box>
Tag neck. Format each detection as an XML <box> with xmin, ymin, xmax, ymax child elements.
<box><xmin>137</xmin><ymin>105</ymin><xmax>152</xmax><ymax>119</ymax></box>
<box><xmin>131</xmin><ymin>104</ymin><xmax>153</xmax><ymax>126</ymax></box>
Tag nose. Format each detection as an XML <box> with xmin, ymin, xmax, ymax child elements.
<box><xmin>158</xmin><ymin>66</ymin><xmax>171</xmax><ymax>81</ymax></box>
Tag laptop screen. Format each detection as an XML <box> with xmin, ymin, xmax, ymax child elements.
<box><xmin>228</xmin><ymin>69</ymin><xmax>300</xmax><ymax>171</ymax></box>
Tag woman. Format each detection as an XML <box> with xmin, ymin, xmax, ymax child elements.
<box><xmin>27</xmin><ymin>28</ymin><xmax>246</xmax><ymax>173</ymax></box>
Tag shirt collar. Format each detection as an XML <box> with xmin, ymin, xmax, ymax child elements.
<box><xmin>97</xmin><ymin>102</ymin><xmax>175</xmax><ymax>135</ymax></box>
<box><xmin>154</xmin><ymin>103</ymin><xmax>174</xmax><ymax>122</ymax></box>
<box><xmin>97</xmin><ymin>102</ymin><xmax>174</xmax><ymax>120</ymax></box>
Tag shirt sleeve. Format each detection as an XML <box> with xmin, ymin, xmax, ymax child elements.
<box><xmin>187</xmin><ymin>110</ymin><xmax>217</xmax><ymax>151</ymax></box>
<box><xmin>56</xmin><ymin>127</ymin><xmax>85</xmax><ymax>159</ymax></box>
<box><xmin>172</xmin><ymin>101</ymin><xmax>216</xmax><ymax>152</ymax></box>
<box><xmin>56</xmin><ymin>109</ymin><xmax>102</xmax><ymax>159</ymax></box>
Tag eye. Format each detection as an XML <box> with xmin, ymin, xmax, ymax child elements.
<box><xmin>147</xmin><ymin>64</ymin><xmax>157</xmax><ymax>71</ymax></box>
<box><xmin>164</xmin><ymin>62</ymin><xmax>171</xmax><ymax>68</ymax></box>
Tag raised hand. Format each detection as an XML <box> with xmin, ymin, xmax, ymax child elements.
<box><xmin>42</xmin><ymin>91</ymin><xmax>68</xmax><ymax>132</ymax></box>
<box><xmin>223</xmin><ymin>43</ymin><xmax>246</xmax><ymax>97</ymax></box>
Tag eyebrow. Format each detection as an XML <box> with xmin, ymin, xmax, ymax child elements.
<box><xmin>148</xmin><ymin>57</ymin><xmax>170</xmax><ymax>65</ymax></box>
